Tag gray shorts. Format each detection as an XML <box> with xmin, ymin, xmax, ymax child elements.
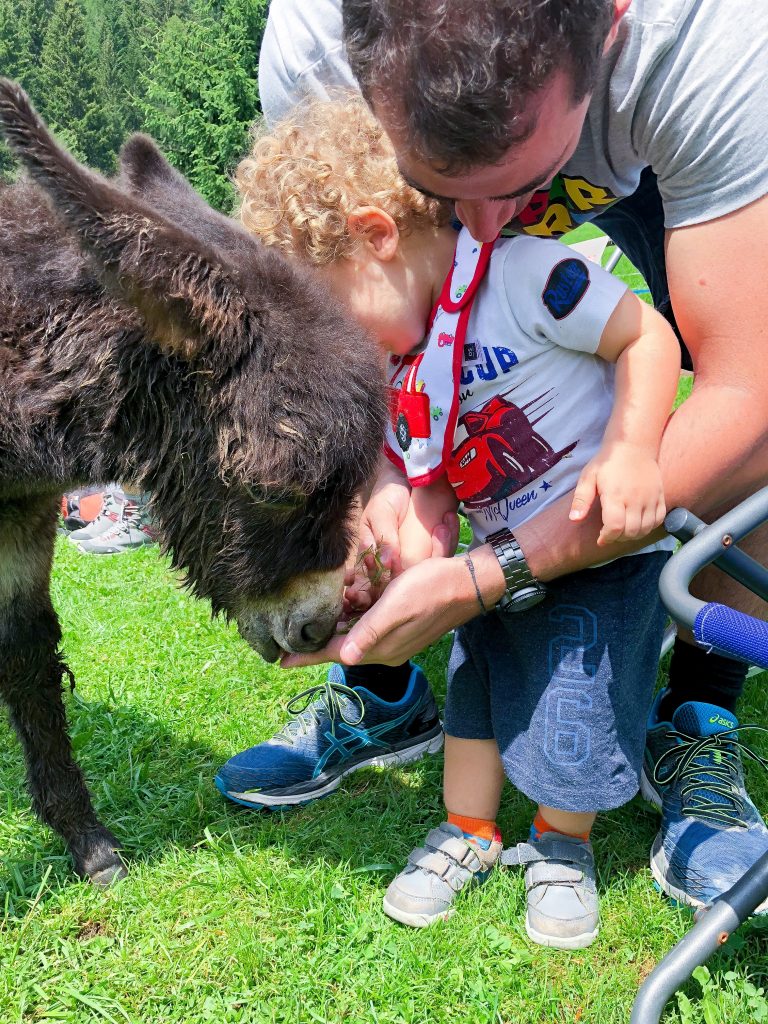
<box><xmin>444</xmin><ymin>551</ymin><xmax>669</xmax><ymax>813</ymax></box>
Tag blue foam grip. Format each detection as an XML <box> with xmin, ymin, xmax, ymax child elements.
<box><xmin>694</xmin><ymin>603</ymin><xmax>768</xmax><ymax>669</ymax></box>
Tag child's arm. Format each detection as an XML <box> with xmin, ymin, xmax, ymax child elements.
<box><xmin>345</xmin><ymin>471</ymin><xmax>458</xmax><ymax>615</ymax></box>
<box><xmin>569</xmin><ymin>292</ymin><xmax>681</xmax><ymax>545</ymax></box>
<box><xmin>399</xmin><ymin>474</ymin><xmax>460</xmax><ymax>571</ymax></box>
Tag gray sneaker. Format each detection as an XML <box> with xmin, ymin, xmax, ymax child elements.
<box><xmin>383</xmin><ymin>822</ymin><xmax>501</xmax><ymax>928</ymax></box>
<box><xmin>75</xmin><ymin>496</ymin><xmax>156</xmax><ymax>554</ymax></box>
<box><xmin>68</xmin><ymin>486</ymin><xmax>126</xmax><ymax>543</ymax></box>
<box><xmin>502</xmin><ymin>834</ymin><xmax>599</xmax><ymax>949</ymax></box>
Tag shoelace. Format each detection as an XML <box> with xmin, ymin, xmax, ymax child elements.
<box><xmin>653</xmin><ymin>725</ymin><xmax>768</xmax><ymax>827</ymax></box>
<box><xmin>279</xmin><ymin>680</ymin><xmax>365</xmax><ymax>742</ymax></box>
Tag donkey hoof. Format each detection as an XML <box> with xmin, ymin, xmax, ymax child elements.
<box><xmin>72</xmin><ymin>828</ymin><xmax>127</xmax><ymax>886</ymax></box>
<box><xmin>90</xmin><ymin>860</ymin><xmax>128</xmax><ymax>887</ymax></box>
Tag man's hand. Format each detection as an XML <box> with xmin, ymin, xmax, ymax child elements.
<box><xmin>283</xmin><ymin>544</ymin><xmax>506</xmax><ymax>669</ymax></box>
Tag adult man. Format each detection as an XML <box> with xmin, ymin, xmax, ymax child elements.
<box><xmin>218</xmin><ymin>0</ymin><xmax>768</xmax><ymax>914</ymax></box>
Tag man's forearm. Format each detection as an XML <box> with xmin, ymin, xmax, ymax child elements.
<box><xmin>656</xmin><ymin>382</ymin><xmax>768</xmax><ymax>514</ymax></box>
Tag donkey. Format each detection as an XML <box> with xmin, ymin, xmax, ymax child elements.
<box><xmin>0</xmin><ymin>81</ymin><xmax>386</xmax><ymax>883</ymax></box>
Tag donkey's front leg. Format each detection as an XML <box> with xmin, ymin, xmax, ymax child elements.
<box><xmin>0</xmin><ymin>497</ymin><xmax>126</xmax><ymax>884</ymax></box>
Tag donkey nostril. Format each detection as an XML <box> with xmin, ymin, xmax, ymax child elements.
<box><xmin>300</xmin><ymin>619</ymin><xmax>331</xmax><ymax>647</ymax></box>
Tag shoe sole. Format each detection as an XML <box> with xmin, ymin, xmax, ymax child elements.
<box><xmin>382</xmin><ymin>896</ymin><xmax>453</xmax><ymax>928</ymax></box>
<box><xmin>639</xmin><ymin>766</ymin><xmax>663</xmax><ymax>811</ymax></box>
<box><xmin>74</xmin><ymin>540</ymin><xmax>154</xmax><ymax>554</ymax></box>
<box><xmin>216</xmin><ymin>729</ymin><xmax>445</xmax><ymax>810</ymax></box>
<box><xmin>650</xmin><ymin>832</ymin><xmax>705</xmax><ymax>910</ymax></box>
<box><xmin>525</xmin><ymin>916</ymin><xmax>599</xmax><ymax>950</ymax></box>
<box><xmin>650</xmin><ymin>832</ymin><xmax>768</xmax><ymax>914</ymax></box>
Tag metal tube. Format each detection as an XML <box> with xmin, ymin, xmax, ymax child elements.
<box><xmin>665</xmin><ymin>505</ymin><xmax>768</xmax><ymax>602</ymax></box>
<box><xmin>631</xmin><ymin>851</ymin><xmax>768</xmax><ymax>1024</ymax></box>
<box><xmin>604</xmin><ymin>245</ymin><xmax>623</xmax><ymax>273</ymax></box>
<box><xmin>659</xmin><ymin>487</ymin><xmax>768</xmax><ymax>632</ymax></box>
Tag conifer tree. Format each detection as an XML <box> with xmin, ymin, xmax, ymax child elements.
<box><xmin>37</xmin><ymin>0</ymin><xmax>119</xmax><ymax>170</ymax></box>
<box><xmin>141</xmin><ymin>0</ymin><xmax>267</xmax><ymax>210</ymax></box>
<box><xmin>0</xmin><ymin>0</ymin><xmax>26</xmax><ymax>81</ymax></box>
<box><xmin>0</xmin><ymin>0</ymin><xmax>28</xmax><ymax>177</ymax></box>
<box><xmin>17</xmin><ymin>0</ymin><xmax>55</xmax><ymax>100</ymax></box>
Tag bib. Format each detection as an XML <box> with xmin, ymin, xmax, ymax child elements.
<box><xmin>385</xmin><ymin>228</ymin><xmax>494</xmax><ymax>486</ymax></box>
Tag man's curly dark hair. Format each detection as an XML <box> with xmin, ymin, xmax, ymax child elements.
<box><xmin>342</xmin><ymin>0</ymin><xmax>615</xmax><ymax>174</ymax></box>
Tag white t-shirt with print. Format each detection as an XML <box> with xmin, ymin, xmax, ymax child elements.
<box><xmin>387</xmin><ymin>235</ymin><xmax>675</xmax><ymax>554</ymax></box>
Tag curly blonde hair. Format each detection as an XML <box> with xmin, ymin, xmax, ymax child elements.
<box><xmin>234</xmin><ymin>94</ymin><xmax>450</xmax><ymax>266</ymax></box>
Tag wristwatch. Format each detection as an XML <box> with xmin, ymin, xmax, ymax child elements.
<box><xmin>487</xmin><ymin>529</ymin><xmax>547</xmax><ymax>613</ymax></box>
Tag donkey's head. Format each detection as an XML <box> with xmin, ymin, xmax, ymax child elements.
<box><xmin>0</xmin><ymin>81</ymin><xmax>387</xmax><ymax>661</ymax></box>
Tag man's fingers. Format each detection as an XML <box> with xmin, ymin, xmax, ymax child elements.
<box><xmin>340</xmin><ymin>615</ymin><xmax>381</xmax><ymax>664</ymax></box>
<box><xmin>280</xmin><ymin>635</ymin><xmax>347</xmax><ymax>669</ymax></box>
<box><xmin>431</xmin><ymin>515</ymin><xmax>459</xmax><ymax>559</ymax></box>
<box><xmin>443</xmin><ymin>511</ymin><xmax>461</xmax><ymax>553</ymax></box>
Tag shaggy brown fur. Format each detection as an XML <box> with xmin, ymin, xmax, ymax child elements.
<box><xmin>0</xmin><ymin>81</ymin><xmax>386</xmax><ymax>882</ymax></box>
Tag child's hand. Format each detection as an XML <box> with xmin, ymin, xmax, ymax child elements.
<box><xmin>343</xmin><ymin>476</ymin><xmax>459</xmax><ymax>612</ymax></box>
<box><xmin>569</xmin><ymin>443</ymin><xmax>666</xmax><ymax>545</ymax></box>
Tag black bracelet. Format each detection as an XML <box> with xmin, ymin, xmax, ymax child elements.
<box><xmin>464</xmin><ymin>553</ymin><xmax>488</xmax><ymax>615</ymax></box>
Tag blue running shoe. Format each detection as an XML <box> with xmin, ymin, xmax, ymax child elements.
<box><xmin>640</xmin><ymin>687</ymin><xmax>676</xmax><ymax>809</ymax></box>
<box><xmin>215</xmin><ymin>664</ymin><xmax>443</xmax><ymax>809</ymax></box>
<box><xmin>649</xmin><ymin>700</ymin><xmax>768</xmax><ymax>912</ymax></box>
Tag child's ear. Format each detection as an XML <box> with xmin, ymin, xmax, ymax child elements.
<box><xmin>347</xmin><ymin>206</ymin><xmax>399</xmax><ymax>261</ymax></box>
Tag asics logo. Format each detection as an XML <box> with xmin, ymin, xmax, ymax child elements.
<box><xmin>709</xmin><ymin>714</ymin><xmax>735</xmax><ymax>729</ymax></box>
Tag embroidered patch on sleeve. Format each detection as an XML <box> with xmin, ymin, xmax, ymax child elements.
<box><xmin>541</xmin><ymin>258</ymin><xmax>590</xmax><ymax>320</ymax></box>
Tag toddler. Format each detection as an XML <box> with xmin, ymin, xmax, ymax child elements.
<box><xmin>235</xmin><ymin>96</ymin><xmax>680</xmax><ymax>949</ymax></box>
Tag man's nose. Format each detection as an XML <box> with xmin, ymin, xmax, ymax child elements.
<box><xmin>454</xmin><ymin>199</ymin><xmax>518</xmax><ymax>242</ymax></box>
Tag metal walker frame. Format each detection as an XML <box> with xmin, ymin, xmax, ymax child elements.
<box><xmin>631</xmin><ymin>486</ymin><xmax>768</xmax><ymax>1023</ymax></box>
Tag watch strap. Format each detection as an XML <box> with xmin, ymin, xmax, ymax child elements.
<box><xmin>487</xmin><ymin>528</ymin><xmax>546</xmax><ymax>612</ymax></box>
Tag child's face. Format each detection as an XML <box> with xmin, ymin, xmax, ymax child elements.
<box><xmin>319</xmin><ymin>245</ymin><xmax>434</xmax><ymax>358</ymax></box>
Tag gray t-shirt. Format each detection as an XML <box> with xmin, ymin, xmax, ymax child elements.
<box><xmin>259</xmin><ymin>0</ymin><xmax>768</xmax><ymax>232</ymax></box>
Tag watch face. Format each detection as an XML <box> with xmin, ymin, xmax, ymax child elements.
<box><xmin>499</xmin><ymin>586</ymin><xmax>547</xmax><ymax>613</ymax></box>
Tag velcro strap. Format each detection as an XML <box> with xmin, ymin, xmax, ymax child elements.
<box><xmin>500</xmin><ymin>841</ymin><xmax>592</xmax><ymax>869</ymax></box>
<box><xmin>527</xmin><ymin>861</ymin><xmax>584</xmax><ymax>885</ymax></box>
<box><xmin>406</xmin><ymin>848</ymin><xmax>471</xmax><ymax>891</ymax></box>
<box><xmin>424</xmin><ymin>830</ymin><xmax>482</xmax><ymax>871</ymax></box>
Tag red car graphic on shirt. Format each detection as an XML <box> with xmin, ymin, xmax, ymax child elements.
<box><xmin>446</xmin><ymin>392</ymin><xmax>577</xmax><ymax>509</ymax></box>
<box><xmin>389</xmin><ymin>357</ymin><xmax>431</xmax><ymax>451</ymax></box>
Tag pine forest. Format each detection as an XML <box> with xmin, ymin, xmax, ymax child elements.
<box><xmin>0</xmin><ymin>0</ymin><xmax>268</xmax><ymax>210</ymax></box>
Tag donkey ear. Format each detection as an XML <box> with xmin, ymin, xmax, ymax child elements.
<box><xmin>118</xmin><ymin>133</ymin><xmax>186</xmax><ymax>195</ymax></box>
<box><xmin>117</xmin><ymin>133</ymin><xmax>252</xmax><ymax>256</ymax></box>
<box><xmin>0</xmin><ymin>79</ymin><xmax>249</xmax><ymax>360</ymax></box>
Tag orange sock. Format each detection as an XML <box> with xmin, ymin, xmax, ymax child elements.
<box><xmin>447</xmin><ymin>812</ymin><xmax>498</xmax><ymax>843</ymax></box>
<box><xmin>532</xmin><ymin>810</ymin><xmax>591</xmax><ymax>843</ymax></box>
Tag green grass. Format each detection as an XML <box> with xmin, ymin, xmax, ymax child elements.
<box><xmin>1</xmin><ymin>540</ymin><xmax>768</xmax><ymax>1023</ymax></box>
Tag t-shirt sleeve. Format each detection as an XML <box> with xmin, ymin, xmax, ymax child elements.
<box><xmin>258</xmin><ymin>0</ymin><xmax>357</xmax><ymax>127</ymax></box>
<box><xmin>500</xmin><ymin>237</ymin><xmax>628</xmax><ymax>354</ymax></box>
<box><xmin>634</xmin><ymin>0</ymin><xmax>768</xmax><ymax>228</ymax></box>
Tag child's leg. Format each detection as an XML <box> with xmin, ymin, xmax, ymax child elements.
<box><xmin>383</xmin><ymin>626</ymin><xmax>503</xmax><ymax>929</ymax></box>
<box><xmin>444</xmin><ymin>735</ymin><xmax>505</xmax><ymax>824</ymax></box>
<box><xmin>489</xmin><ymin>552</ymin><xmax>670</xmax><ymax>949</ymax></box>
<box><xmin>536</xmin><ymin>806</ymin><xmax>596</xmax><ymax>841</ymax></box>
